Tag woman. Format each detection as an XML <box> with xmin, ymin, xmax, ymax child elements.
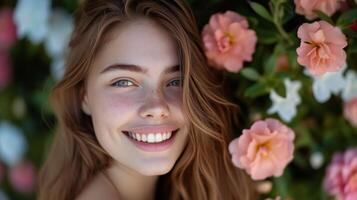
<box><xmin>38</xmin><ymin>0</ymin><xmax>258</xmax><ymax>199</ymax></box>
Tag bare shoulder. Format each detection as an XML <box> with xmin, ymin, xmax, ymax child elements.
<box><xmin>75</xmin><ymin>172</ymin><xmax>120</xmax><ymax>200</ymax></box>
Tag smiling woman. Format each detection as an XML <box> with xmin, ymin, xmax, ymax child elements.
<box><xmin>37</xmin><ymin>0</ymin><xmax>257</xmax><ymax>200</ymax></box>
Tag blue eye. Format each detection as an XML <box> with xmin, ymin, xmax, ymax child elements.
<box><xmin>111</xmin><ymin>79</ymin><xmax>135</xmax><ymax>87</ymax></box>
<box><xmin>167</xmin><ymin>79</ymin><xmax>182</xmax><ymax>87</ymax></box>
<box><xmin>111</xmin><ymin>78</ymin><xmax>182</xmax><ymax>88</ymax></box>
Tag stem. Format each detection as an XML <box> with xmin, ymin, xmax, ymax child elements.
<box><xmin>274</xmin><ymin>20</ymin><xmax>293</xmax><ymax>46</ymax></box>
<box><xmin>271</xmin><ymin>1</ymin><xmax>294</xmax><ymax>46</ymax></box>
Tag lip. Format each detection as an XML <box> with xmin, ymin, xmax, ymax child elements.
<box><xmin>123</xmin><ymin>129</ymin><xmax>179</xmax><ymax>152</ymax></box>
<box><xmin>124</xmin><ymin>125</ymin><xmax>178</xmax><ymax>134</ymax></box>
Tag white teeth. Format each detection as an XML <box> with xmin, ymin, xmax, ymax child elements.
<box><xmin>147</xmin><ymin>133</ymin><xmax>155</xmax><ymax>143</ymax></box>
<box><xmin>141</xmin><ymin>134</ymin><xmax>147</xmax><ymax>142</ymax></box>
<box><xmin>155</xmin><ymin>133</ymin><xmax>163</xmax><ymax>142</ymax></box>
<box><xmin>126</xmin><ymin>131</ymin><xmax>174</xmax><ymax>143</ymax></box>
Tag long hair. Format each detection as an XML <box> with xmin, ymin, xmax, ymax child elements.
<box><xmin>38</xmin><ymin>0</ymin><xmax>258</xmax><ymax>199</ymax></box>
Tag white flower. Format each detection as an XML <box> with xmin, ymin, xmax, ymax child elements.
<box><xmin>44</xmin><ymin>9</ymin><xmax>73</xmax><ymax>81</ymax></box>
<box><xmin>14</xmin><ymin>0</ymin><xmax>51</xmax><ymax>44</ymax></box>
<box><xmin>268</xmin><ymin>78</ymin><xmax>302</xmax><ymax>122</ymax></box>
<box><xmin>304</xmin><ymin>66</ymin><xmax>347</xmax><ymax>103</ymax></box>
<box><xmin>0</xmin><ymin>121</ymin><xmax>27</xmax><ymax>167</ymax></box>
<box><xmin>310</xmin><ymin>151</ymin><xmax>324</xmax><ymax>169</ymax></box>
<box><xmin>44</xmin><ymin>9</ymin><xmax>73</xmax><ymax>58</ymax></box>
<box><xmin>342</xmin><ymin>70</ymin><xmax>357</xmax><ymax>102</ymax></box>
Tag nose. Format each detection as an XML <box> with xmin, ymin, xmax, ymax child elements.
<box><xmin>139</xmin><ymin>90</ymin><xmax>170</xmax><ymax>120</ymax></box>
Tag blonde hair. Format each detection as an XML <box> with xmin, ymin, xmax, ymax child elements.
<box><xmin>38</xmin><ymin>0</ymin><xmax>258</xmax><ymax>199</ymax></box>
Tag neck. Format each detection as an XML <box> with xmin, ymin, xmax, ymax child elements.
<box><xmin>105</xmin><ymin>162</ymin><xmax>159</xmax><ymax>200</ymax></box>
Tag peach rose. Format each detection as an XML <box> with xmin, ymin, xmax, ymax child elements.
<box><xmin>294</xmin><ymin>0</ymin><xmax>344</xmax><ymax>20</ymax></box>
<box><xmin>202</xmin><ymin>11</ymin><xmax>257</xmax><ymax>72</ymax></box>
<box><xmin>228</xmin><ymin>118</ymin><xmax>295</xmax><ymax>180</ymax></box>
<box><xmin>344</xmin><ymin>97</ymin><xmax>357</xmax><ymax>128</ymax></box>
<box><xmin>296</xmin><ymin>21</ymin><xmax>347</xmax><ymax>76</ymax></box>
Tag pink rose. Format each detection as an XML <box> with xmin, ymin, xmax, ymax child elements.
<box><xmin>324</xmin><ymin>148</ymin><xmax>357</xmax><ymax>200</ymax></box>
<box><xmin>344</xmin><ymin>97</ymin><xmax>357</xmax><ymax>128</ymax></box>
<box><xmin>296</xmin><ymin>21</ymin><xmax>347</xmax><ymax>76</ymax></box>
<box><xmin>0</xmin><ymin>52</ymin><xmax>12</xmax><ymax>89</ymax></box>
<box><xmin>9</xmin><ymin>161</ymin><xmax>36</xmax><ymax>194</ymax></box>
<box><xmin>228</xmin><ymin>118</ymin><xmax>295</xmax><ymax>180</ymax></box>
<box><xmin>294</xmin><ymin>0</ymin><xmax>344</xmax><ymax>20</ymax></box>
<box><xmin>0</xmin><ymin>8</ymin><xmax>17</xmax><ymax>51</ymax></box>
<box><xmin>202</xmin><ymin>10</ymin><xmax>257</xmax><ymax>72</ymax></box>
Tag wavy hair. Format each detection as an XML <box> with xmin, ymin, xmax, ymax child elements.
<box><xmin>38</xmin><ymin>0</ymin><xmax>258</xmax><ymax>199</ymax></box>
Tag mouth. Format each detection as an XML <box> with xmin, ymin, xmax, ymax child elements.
<box><xmin>122</xmin><ymin>128</ymin><xmax>179</xmax><ymax>143</ymax></box>
<box><xmin>122</xmin><ymin>128</ymin><xmax>180</xmax><ymax>152</ymax></box>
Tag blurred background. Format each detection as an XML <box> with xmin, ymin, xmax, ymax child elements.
<box><xmin>0</xmin><ymin>0</ymin><xmax>356</xmax><ymax>200</ymax></box>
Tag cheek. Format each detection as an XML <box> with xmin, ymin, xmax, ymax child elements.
<box><xmin>166</xmin><ymin>89</ymin><xmax>183</xmax><ymax>106</ymax></box>
<box><xmin>91</xmin><ymin>91</ymin><xmax>140</xmax><ymax>122</ymax></box>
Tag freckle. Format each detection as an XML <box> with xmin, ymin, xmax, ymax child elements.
<box><xmin>110</xmin><ymin>96</ymin><xmax>134</xmax><ymax>108</ymax></box>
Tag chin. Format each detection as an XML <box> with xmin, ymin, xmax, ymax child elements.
<box><xmin>137</xmin><ymin>163</ymin><xmax>175</xmax><ymax>176</ymax></box>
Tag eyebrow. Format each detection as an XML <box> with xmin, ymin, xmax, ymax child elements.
<box><xmin>100</xmin><ymin>64</ymin><xmax>180</xmax><ymax>75</ymax></box>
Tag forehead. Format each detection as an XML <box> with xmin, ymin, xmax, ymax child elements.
<box><xmin>92</xmin><ymin>17</ymin><xmax>179</xmax><ymax>73</ymax></box>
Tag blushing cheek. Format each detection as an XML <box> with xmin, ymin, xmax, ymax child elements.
<box><xmin>104</xmin><ymin>94</ymin><xmax>137</xmax><ymax>118</ymax></box>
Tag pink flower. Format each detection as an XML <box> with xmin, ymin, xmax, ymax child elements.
<box><xmin>0</xmin><ymin>52</ymin><xmax>12</xmax><ymax>89</ymax></box>
<box><xmin>228</xmin><ymin>118</ymin><xmax>295</xmax><ymax>180</ymax></box>
<box><xmin>202</xmin><ymin>10</ymin><xmax>257</xmax><ymax>72</ymax></box>
<box><xmin>0</xmin><ymin>8</ymin><xmax>17</xmax><ymax>51</ymax></box>
<box><xmin>9</xmin><ymin>161</ymin><xmax>36</xmax><ymax>194</ymax></box>
<box><xmin>294</xmin><ymin>0</ymin><xmax>344</xmax><ymax>20</ymax></box>
<box><xmin>296</xmin><ymin>21</ymin><xmax>347</xmax><ymax>76</ymax></box>
<box><xmin>324</xmin><ymin>148</ymin><xmax>357</xmax><ymax>200</ymax></box>
<box><xmin>344</xmin><ymin>97</ymin><xmax>357</xmax><ymax>128</ymax></box>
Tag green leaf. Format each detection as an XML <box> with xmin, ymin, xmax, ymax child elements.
<box><xmin>244</xmin><ymin>82</ymin><xmax>270</xmax><ymax>98</ymax></box>
<box><xmin>273</xmin><ymin>173</ymin><xmax>289</xmax><ymax>198</ymax></box>
<box><xmin>264</xmin><ymin>43</ymin><xmax>285</xmax><ymax>74</ymax></box>
<box><xmin>313</xmin><ymin>10</ymin><xmax>334</xmax><ymax>25</ymax></box>
<box><xmin>240</xmin><ymin>68</ymin><xmax>261</xmax><ymax>81</ymax></box>
<box><xmin>337</xmin><ymin>8</ymin><xmax>357</xmax><ymax>28</ymax></box>
<box><xmin>256</xmin><ymin>27</ymin><xmax>279</xmax><ymax>44</ymax></box>
<box><xmin>249</xmin><ymin>2</ymin><xmax>273</xmax><ymax>22</ymax></box>
<box><xmin>265</xmin><ymin>53</ymin><xmax>277</xmax><ymax>74</ymax></box>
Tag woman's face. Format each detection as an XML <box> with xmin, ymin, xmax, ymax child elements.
<box><xmin>82</xmin><ymin>18</ymin><xmax>189</xmax><ymax>176</ymax></box>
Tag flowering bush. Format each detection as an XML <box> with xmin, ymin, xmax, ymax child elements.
<box><xmin>0</xmin><ymin>0</ymin><xmax>356</xmax><ymax>200</ymax></box>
